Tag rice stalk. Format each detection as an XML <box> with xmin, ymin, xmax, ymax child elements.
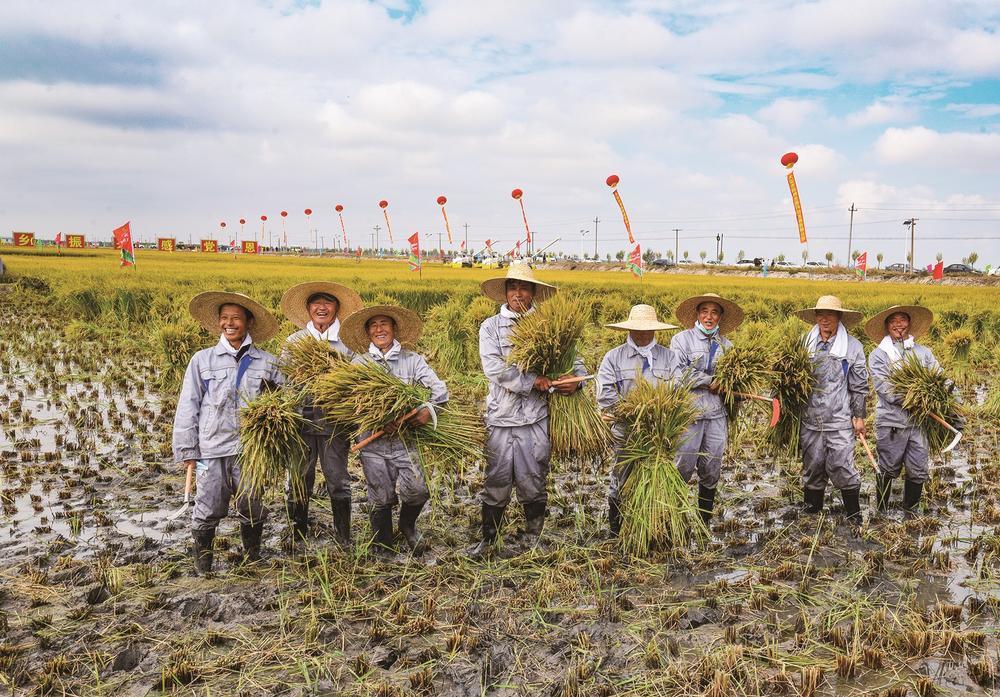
<box><xmin>238</xmin><ymin>388</ymin><xmax>309</xmax><ymax>500</ymax></box>
<box><xmin>888</xmin><ymin>355</ymin><xmax>965</xmax><ymax>454</ymax></box>
<box><xmin>713</xmin><ymin>342</ymin><xmax>776</xmax><ymax>422</ymax></box>
<box><xmin>768</xmin><ymin>328</ymin><xmax>815</xmax><ymax>458</ymax></box>
<box><xmin>279</xmin><ymin>336</ymin><xmax>349</xmax><ymax>389</ymax></box>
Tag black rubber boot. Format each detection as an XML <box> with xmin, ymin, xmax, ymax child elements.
<box><xmin>608</xmin><ymin>497</ymin><xmax>622</xmax><ymax>538</ymax></box>
<box><xmin>240</xmin><ymin>522</ymin><xmax>264</xmax><ymax>563</ymax></box>
<box><xmin>192</xmin><ymin>529</ymin><xmax>215</xmax><ymax>575</ymax></box>
<box><xmin>840</xmin><ymin>488</ymin><xmax>862</xmax><ymax>527</ymax></box>
<box><xmin>803</xmin><ymin>487</ymin><xmax>824</xmax><ymax>514</ymax></box>
<box><xmin>288</xmin><ymin>501</ymin><xmax>309</xmax><ymax>541</ymax></box>
<box><xmin>698</xmin><ymin>485</ymin><xmax>717</xmax><ymax>526</ymax></box>
<box><xmin>467</xmin><ymin>504</ymin><xmax>505</xmax><ymax>560</ymax></box>
<box><xmin>521</xmin><ymin>501</ymin><xmax>546</xmax><ymax>548</ymax></box>
<box><xmin>330</xmin><ymin>497</ymin><xmax>352</xmax><ymax>549</ymax></box>
<box><xmin>369</xmin><ymin>506</ymin><xmax>395</xmax><ymax>555</ymax></box>
<box><xmin>903</xmin><ymin>480</ymin><xmax>923</xmax><ymax>513</ymax></box>
<box><xmin>875</xmin><ymin>475</ymin><xmax>893</xmax><ymax>513</ymax></box>
<box><xmin>398</xmin><ymin>501</ymin><xmax>427</xmax><ymax>555</ymax></box>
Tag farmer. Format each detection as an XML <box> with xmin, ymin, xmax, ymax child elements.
<box><xmin>670</xmin><ymin>293</ymin><xmax>745</xmax><ymax>525</ymax></box>
<box><xmin>470</xmin><ymin>262</ymin><xmax>585</xmax><ymax>558</ymax></box>
<box><xmin>865</xmin><ymin>305</ymin><xmax>954</xmax><ymax>514</ymax></box>
<box><xmin>173</xmin><ymin>291</ymin><xmax>283</xmax><ymax>574</ymax></box>
<box><xmin>795</xmin><ymin>295</ymin><xmax>868</xmax><ymax>525</ymax></box>
<box><xmin>279</xmin><ymin>281</ymin><xmax>364</xmax><ymax>549</ymax></box>
<box><xmin>340</xmin><ymin>305</ymin><xmax>448</xmax><ymax>556</ymax></box>
<box><xmin>597</xmin><ymin>304</ymin><xmax>682</xmax><ymax>536</ymax></box>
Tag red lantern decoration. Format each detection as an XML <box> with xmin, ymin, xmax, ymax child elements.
<box><xmin>780</xmin><ymin>152</ymin><xmax>799</xmax><ymax>168</ymax></box>
<box><xmin>304</xmin><ymin>208</ymin><xmax>312</xmax><ymax>216</ymax></box>
<box><xmin>378</xmin><ymin>200</ymin><xmax>389</xmax><ymax>209</ymax></box>
<box><xmin>239</xmin><ymin>218</ymin><xmax>246</xmax><ymax>225</ymax></box>
<box><xmin>220</xmin><ymin>221</ymin><xmax>226</xmax><ymax>228</ymax></box>
<box><xmin>335</xmin><ymin>204</ymin><xmax>344</xmax><ymax>212</ymax></box>
<box><xmin>606</xmin><ymin>174</ymin><xmax>620</xmax><ymax>187</ymax></box>
<box><xmin>261</xmin><ymin>215</ymin><xmax>267</xmax><ymax>221</ymax></box>
<box><xmin>511</xmin><ymin>188</ymin><xmax>523</xmax><ymax>200</ymax></box>
<box><xmin>437</xmin><ymin>195</ymin><xmax>447</xmax><ymax>205</ymax></box>
<box><xmin>280</xmin><ymin>210</ymin><xmax>288</xmax><ymax>217</ymax></box>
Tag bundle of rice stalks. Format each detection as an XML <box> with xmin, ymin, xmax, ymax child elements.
<box><xmin>979</xmin><ymin>381</ymin><xmax>1000</xmax><ymax>423</ymax></box>
<box><xmin>713</xmin><ymin>343</ymin><xmax>776</xmax><ymax>422</ymax></box>
<box><xmin>155</xmin><ymin>322</ymin><xmax>202</xmax><ymax>393</ymax></box>
<box><xmin>238</xmin><ymin>388</ymin><xmax>309</xmax><ymax>500</ymax></box>
<box><xmin>888</xmin><ymin>355</ymin><xmax>965</xmax><ymax>454</ymax></box>
<box><xmin>767</xmin><ymin>329</ymin><xmax>815</xmax><ymax>458</ymax></box>
<box><xmin>943</xmin><ymin>328</ymin><xmax>973</xmax><ymax>361</ymax></box>
<box><xmin>613</xmin><ymin>379</ymin><xmax>705</xmax><ymax>554</ymax></box>
<box><xmin>280</xmin><ymin>336</ymin><xmax>349</xmax><ymax>389</ymax></box>
<box><xmin>420</xmin><ymin>295</ymin><xmax>483</xmax><ymax>376</ymax></box>
<box><xmin>506</xmin><ymin>294</ymin><xmax>611</xmax><ymax>460</ymax></box>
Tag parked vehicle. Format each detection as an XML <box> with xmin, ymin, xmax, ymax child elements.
<box><xmin>450</xmin><ymin>255</ymin><xmax>474</xmax><ymax>268</ymax></box>
<box><xmin>735</xmin><ymin>259</ymin><xmax>756</xmax><ymax>267</ymax></box>
<box><xmin>943</xmin><ymin>263</ymin><xmax>981</xmax><ymax>274</ymax></box>
<box><xmin>772</xmin><ymin>260</ymin><xmax>798</xmax><ymax>269</ymax></box>
<box><xmin>704</xmin><ymin>259</ymin><xmax>722</xmax><ymax>266</ymax></box>
<box><xmin>677</xmin><ymin>259</ymin><xmax>693</xmax><ymax>265</ymax></box>
<box><xmin>885</xmin><ymin>263</ymin><xmax>907</xmax><ymax>272</ymax></box>
<box><xmin>989</xmin><ymin>266</ymin><xmax>1000</xmax><ymax>276</ymax></box>
<box><xmin>803</xmin><ymin>261</ymin><xmax>826</xmax><ymax>268</ymax></box>
<box><xmin>649</xmin><ymin>258</ymin><xmax>675</xmax><ymax>269</ymax></box>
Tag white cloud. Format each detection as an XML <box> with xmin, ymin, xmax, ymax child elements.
<box><xmin>756</xmin><ymin>98</ymin><xmax>825</xmax><ymax>131</ymax></box>
<box><xmin>944</xmin><ymin>103</ymin><xmax>1000</xmax><ymax>118</ymax></box>
<box><xmin>875</xmin><ymin>126</ymin><xmax>1000</xmax><ymax>170</ymax></box>
<box><xmin>845</xmin><ymin>98</ymin><xmax>917</xmax><ymax>128</ymax></box>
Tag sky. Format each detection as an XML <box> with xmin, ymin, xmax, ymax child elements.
<box><xmin>2</xmin><ymin>0</ymin><xmax>1000</xmax><ymax>266</ymax></box>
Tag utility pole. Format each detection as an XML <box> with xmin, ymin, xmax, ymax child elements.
<box><xmin>463</xmin><ymin>222</ymin><xmax>469</xmax><ymax>252</ymax></box>
<box><xmin>320</xmin><ymin>235</ymin><xmax>325</xmax><ymax>255</ymax></box>
<box><xmin>373</xmin><ymin>224</ymin><xmax>381</xmax><ymax>256</ymax></box>
<box><xmin>593</xmin><ymin>216</ymin><xmax>600</xmax><ymax>260</ymax></box>
<box><xmin>673</xmin><ymin>228</ymin><xmax>681</xmax><ymax>262</ymax></box>
<box><xmin>847</xmin><ymin>203</ymin><xmax>856</xmax><ymax>264</ymax></box>
<box><xmin>903</xmin><ymin>218</ymin><xmax>918</xmax><ymax>272</ymax></box>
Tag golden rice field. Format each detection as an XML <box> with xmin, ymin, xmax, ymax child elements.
<box><xmin>0</xmin><ymin>246</ymin><xmax>998</xmax><ymax>696</ymax></box>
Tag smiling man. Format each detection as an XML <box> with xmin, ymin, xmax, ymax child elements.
<box><xmin>279</xmin><ymin>282</ymin><xmax>363</xmax><ymax>550</ymax></box>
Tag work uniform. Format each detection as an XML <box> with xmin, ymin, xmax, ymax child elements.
<box><xmin>172</xmin><ymin>336</ymin><xmax>284</xmax><ymax>533</ymax></box>
<box><xmin>479</xmin><ymin>307</ymin><xmax>586</xmax><ymax>509</ymax></box>
<box><xmin>670</xmin><ymin>328</ymin><xmax>731</xmax><ymax>490</ymax></box>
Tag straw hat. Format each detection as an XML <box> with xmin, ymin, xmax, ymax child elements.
<box><xmin>794</xmin><ymin>295</ymin><xmax>863</xmax><ymax>328</ymax></box>
<box><xmin>188</xmin><ymin>291</ymin><xmax>280</xmax><ymax>342</ymax></box>
<box><xmin>674</xmin><ymin>293</ymin><xmax>745</xmax><ymax>335</ymax></box>
<box><xmin>340</xmin><ymin>305</ymin><xmax>422</xmax><ymax>355</ymax></box>
<box><xmin>480</xmin><ymin>262</ymin><xmax>557</xmax><ymax>305</ymax></box>
<box><xmin>279</xmin><ymin>281</ymin><xmax>364</xmax><ymax>329</ymax></box>
<box><xmin>606</xmin><ymin>304</ymin><xmax>680</xmax><ymax>332</ymax></box>
<box><xmin>864</xmin><ymin>305</ymin><xmax>933</xmax><ymax>343</ymax></box>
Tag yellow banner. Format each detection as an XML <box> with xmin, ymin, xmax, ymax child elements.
<box><xmin>787</xmin><ymin>171</ymin><xmax>807</xmax><ymax>244</ymax></box>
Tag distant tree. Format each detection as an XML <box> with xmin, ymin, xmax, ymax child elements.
<box><xmin>583</xmin><ymin>252</ymin><xmax>590</xmax><ymax>260</ymax></box>
<box><xmin>876</xmin><ymin>252</ymin><xmax>884</xmax><ymax>269</ymax></box>
<box><xmin>606</xmin><ymin>253</ymin><xmax>611</xmax><ymax>262</ymax></box>
<box><xmin>825</xmin><ymin>251</ymin><xmax>834</xmax><ymax>267</ymax></box>
<box><xmin>642</xmin><ymin>249</ymin><xmax>657</xmax><ymax>264</ymax></box>
<box><xmin>719</xmin><ymin>251</ymin><xmax>725</xmax><ymax>262</ymax></box>
<box><xmin>851</xmin><ymin>250</ymin><xmax>861</xmax><ymax>261</ymax></box>
<box><xmin>615</xmin><ymin>250</ymin><xmax>625</xmax><ymax>261</ymax></box>
<box><xmin>666</xmin><ymin>250</ymin><xmax>675</xmax><ymax>261</ymax></box>
<box><xmin>969</xmin><ymin>251</ymin><xmax>979</xmax><ymax>268</ymax></box>
<box><xmin>738</xmin><ymin>249</ymin><xmax>746</xmax><ymax>261</ymax></box>
<box><xmin>683</xmin><ymin>250</ymin><xmax>690</xmax><ymax>260</ymax></box>
<box><xmin>935</xmin><ymin>251</ymin><xmax>943</xmax><ymax>262</ymax></box>
<box><xmin>801</xmin><ymin>249</ymin><xmax>808</xmax><ymax>263</ymax></box>
<box><xmin>699</xmin><ymin>250</ymin><xmax>707</xmax><ymax>262</ymax></box>
<box><xmin>777</xmin><ymin>253</ymin><xmax>786</xmax><ymax>262</ymax></box>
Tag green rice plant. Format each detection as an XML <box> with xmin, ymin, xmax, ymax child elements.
<box><xmin>420</xmin><ymin>296</ymin><xmax>478</xmax><ymax>376</ymax></box>
<box><xmin>768</xmin><ymin>325</ymin><xmax>815</xmax><ymax>458</ymax></box>
<box><xmin>713</xmin><ymin>342</ymin><xmax>776</xmax><ymax>422</ymax></box>
<box><xmin>613</xmin><ymin>378</ymin><xmax>705</xmax><ymax>554</ymax></box>
<box><xmin>979</xmin><ymin>381</ymin><xmax>1000</xmax><ymax>423</ymax></box>
<box><xmin>506</xmin><ymin>293</ymin><xmax>611</xmax><ymax>460</ymax></box>
<box><xmin>888</xmin><ymin>355</ymin><xmax>966</xmax><ymax>454</ymax></box>
<box><xmin>943</xmin><ymin>328</ymin><xmax>974</xmax><ymax>361</ymax></box>
<box><xmin>279</xmin><ymin>336</ymin><xmax>349</xmax><ymax>389</ymax></box>
<box><xmin>155</xmin><ymin>321</ymin><xmax>202</xmax><ymax>392</ymax></box>
<box><xmin>238</xmin><ymin>388</ymin><xmax>309</xmax><ymax>500</ymax></box>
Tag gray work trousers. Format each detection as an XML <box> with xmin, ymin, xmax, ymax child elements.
<box><xmin>191</xmin><ymin>456</ymin><xmax>267</xmax><ymax>532</ymax></box>
<box><xmin>876</xmin><ymin>425</ymin><xmax>929</xmax><ymax>483</ymax></box>
<box><xmin>800</xmin><ymin>426</ymin><xmax>860</xmax><ymax>491</ymax></box>
<box><xmin>287</xmin><ymin>432</ymin><xmax>352</xmax><ymax>503</ymax></box>
<box><xmin>358</xmin><ymin>437</ymin><xmax>429</xmax><ymax>508</ymax></box>
<box><xmin>675</xmin><ymin>417</ymin><xmax>726</xmax><ymax>490</ymax></box>
<box><xmin>482</xmin><ymin>420</ymin><xmax>551</xmax><ymax>508</ymax></box>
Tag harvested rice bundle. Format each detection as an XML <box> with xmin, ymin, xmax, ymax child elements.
<box><xmin>768</xmin><ymin>329</ymin><xmax>815</xmax><ymax>458</ymax></box>
<box><xmin>506</xmin><ymin>294</ymin><xmax>611</xmax><ymax>460</ymax></box>
<box><xmin>420</xmin><ymin>295</ymin><xmax>491</xmax><ymax>376</ymax></box>
<box><xmin>713</xmin><ymin>343</ymin><xmax>776</xmax><ymax>422</ymax></box>
<box><xmin>238</xmin><ymin>388</ymin><xmax>309</xmax><ymax>500</ymax></box>
<box><xmin>979</xmin><ymin>382</ymin><xmax>1000</xmax><ymax>423</ymax></box>
<box><xmin>613</xmin><ymin>379</ymin><xmax>705</xmax><ymax>554</ymax></box>
<box><xmin>888</xmin><ymin>355</ymin><xmax>965</xmax><ymax>454</ymax></box>
<box><xmin>280</xmin><ymin>336</ymin><xmax>348</xmax><ymax>389</ymax></box>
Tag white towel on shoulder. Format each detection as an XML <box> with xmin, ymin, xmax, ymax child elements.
<box><xmin>877</xmin><ymin>333</ymin><xmax>914</xmax><ymax>364</ymax></box>
<box><xmin>805</xmin><ymin>324</ymin><xmax>849</xmax><ymax>359</ymax></box>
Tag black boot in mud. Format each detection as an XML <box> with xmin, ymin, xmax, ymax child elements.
<box><xmin>398</xmin><ymin>501</ymin><xmax>427</xmax><ymax>555</ymax></box>
<box><xmin>698</xmin><ymin>485</ymin><xmax>716</xmax><ymax>526</ymax></box>
<box><xmin>467</xmin><ymin>504</ymin><xmax>505</xmax><ymax>560</ymax></box>
<box><xmin>802</xmin><ymin>487</ymin><xmax>825</xmax><ymax>514</ymax></box>
<box><xmin>240</xmin><ymin>523</ymin><xmax>264</xmax><ymax>564</ymax></box>
<box><xmin>875</xmin><ymin>475</ymin><xmax>893</xmax><ymax>514</ymax></box>
<box><xmin>192</xmin><ymin>529</ymin><xmax>215</xmax><ymax>575</ymax></box>
<box><xmin>607</xmin><ymin>497</ymin><xmax>622</xmax><ymax>538</ymax></box>
<box><xmin>903</xmin><ymin>480</ymin><xmax>923</xmax><ymax>515</ymax></box>
<box><xmin>840</xmin><ymin>488</ymin><xmax>863</xmax><ymax>528</ymax></box>
<box><xmin>330</xmin><ymin>497</ymin><xmax>352</xmax><ymax>550</ymax></box>
<box><xmin>283</xmin><ymin>501</ymin><xmax>309</xmax><ymax>553</ymax></box>
<box><xmin>520</xmin><ymin>501</ymin><xmax>546</xmax><ymax>549</ymax></box>
<box><xmin>369</xmin><ymin>506</ymin><xmax>395</xmax><ymax>558</ymax></box>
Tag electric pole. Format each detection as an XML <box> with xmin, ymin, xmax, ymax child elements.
<box><xmin>903</xmin><ymin>218</ymin><xmax>918</xmax><ymax>272</ymax></box>
<box><xmin>847</xmin><ymin>203</ymin><xmax>856</xmax><ymax>264</ymax></box>
<box><xmin>593</xmin><ymin>216</ymin><xmax>600</xmax><ymax>260</ymax></box>
<box><xmin>673</xmin><ymin>229</ymin><xmax>681</xmax><ymax>263</ymax></box>
<box><xmin>373</xmin><ymin>225</ymin><xmax>381</xmax><ymax>256</ymax></box>
<box><xmin>463</xmin><ymin>222</ymin><xmax>469</xmax><ymax>252</ymax></box>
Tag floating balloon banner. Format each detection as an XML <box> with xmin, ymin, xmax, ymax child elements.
<box><xmin>378</xmin><ymin>200</ymin><xmax>394</xmax><ymax>243</ymax></box>
<box><xmin>280</xmin><ymin>210</ymin><xmax>288</xmax><ymax>246</ymax></box>
<box><xmin>437</xmin><ymin>195</ymin><xmax>452</xmax><ymax>244</ymax></box>
<box><xmin>260</xmin><ymin>215</ymin><xmax>267</xmax><ymax>244</ymax></box>
<box><xmin>511</xmin><ymin>188</ymin><xmax>531</xmax><ymax>247</ymax></box>
<box><xmin>781</xmin><ymin>152</ymin><xmax>807</xmax><ymax>244</ymax></box>
<box><xmin>335</xmin><ymin>204</ymin><xmax>348</xmax><ymax>247</ymax></box>
<box><xmin>605</xmin><ymin>174</ymin><xmax>634</xmax><ymax>244</ymax></box>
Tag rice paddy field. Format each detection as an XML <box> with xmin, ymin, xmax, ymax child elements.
<box><xmin>1</xmin><ymin>247</ymin><xmax>999</xmax><ymax>696</ymax></box>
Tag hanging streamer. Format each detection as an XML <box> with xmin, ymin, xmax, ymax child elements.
<box><xmin>605</xmin><ymin>174</ymin><xmax>635</xmax><ymax>244</ymax></box>
<box><xmin>511</xmin><ymin>189</ymin><xmax>531</xmax><ymax>246</ymax></box>
<box><xmin>378</xmin><ymin>200</ymin><xmax>394</xmax><ymax>244</ymax></box>
<box><xmin>437</xmin><ymin>196</ymin><xmax>452</xmax><ymax>244</ymax></box>
<box><xmin>335</xmin><ymin>204</ymin><xmax>348</xmax><ymax>247</ymax></box>
<box><xmin>781</xmin><ymin>152</ymin><xmax>807</xmax><ymax>244</ymax></box>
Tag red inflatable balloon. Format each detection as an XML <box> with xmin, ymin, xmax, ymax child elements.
<box><xmin>606</xmin><ymin>174</ymin><xmax>620</xmax><ymax>187</ymax></box>
<box><xmin>280</xmin><ymin>210</ymin><xmax>288</xmax><ymax>217</ymax></box>
<box><xmin>335</xmin><ymin>204</ymin><xmax>344</xmax><ymax>213</ymax></box>
<box><xmin>304</xmin><ymin>208</ymin><xmax>312</xmax><ymax>216</ymax></box>
<box><xmin>378</xmin><ymin>200</ymin><xmax>389</xmax><ymax>209</ymax></box>
<box><xmin>261</xmin><ymin>215</ymin><xmax>267</xmax><ymax>221</ymax></box>
<box><xmin>239</xmin><ymin>218</ymin><xmax>246</xmax><ymax>225</ymax></box>
<box><xmin>437</xmin><ymin>196</ymin><xmax>447</xmax><ymax>205</ymax></box>
<box><xmin>780</xmin><ymin>152</ymin><xmax>799</xmax><ymax>167</ymax></box>
<box><xmin>511</xmin><ymin>188</ymin><xmax>523</xmax><ymax>200</ymax></box>
<box><xmin>220</xmin><ymin>221</ymin><xmax>226</xmax><ymax>228</ymax></box>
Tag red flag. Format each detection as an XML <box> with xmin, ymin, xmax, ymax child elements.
<box><xmin>933</xmin><ymin>260</ymin><xmax>944</xmax><ymax>281</ymax></box>
<box><xmin>460</xmin><ymin>240</ymin><xmax>466</xmax><ymax>251</ymax></box>
<box><xmin>485</xmin><ymin>239</ymin><xmax>493</xmax><ymax>252</ymax></box>
<box><xmin>54</xmin><ymin>232</ymin><xmax>62</xmax><ymax>255</ymax></box>
<box><xmin>516</xmin><ymin>239</ymin><xmax>521</xmax><ymax>256</ymax></box>
<box><xmin>855</xmin><ymin>252</ymin><xmax>867</xmax><ymax>279</ymax></box>
<box><xmin>113</xmin><ymin>222</ymin><xmax>136</xmax><ymax>268</ymax></box>
<box><xmin>628</xmin><ymin>244</ymin><xmax>643</xmax><ymax>278</ymax></box>
<box><xmin>408</xmin><ymin>232</ymin><xmax>421</xmax><ymax>272</ymax></box>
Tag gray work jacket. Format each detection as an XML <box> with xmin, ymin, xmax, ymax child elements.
<box><xmin>670</xmin><ymin>328</ymin><xmax>731</xmax><ymax>421</ymax></box>
<box><xmin>803</xmin><ymin>331</ymin><xmax>868</xmax><ymax>432</ymax></box>
<box><xmin>596</xmin><ymin>342</ymin><xmax>683</xmax><ymax>412</ymax></box>
<box><xmin>479</xmin><ymin>312</ymin><xmax>586</xmax><ymax>428</ymax></box>
<box><xmin>284</xmin><ymin>328</ymin><xmax>354</xmax><ymax>435</ymax></box>
<box><xmin>869</xmin><ymin>342</ymin><xmax>940</xmax><ymax>429</ymax></box>
<box><xmin>172</xmin><ymin>341</ymin><xmax>284</xmax><ymax>462</ymax></box>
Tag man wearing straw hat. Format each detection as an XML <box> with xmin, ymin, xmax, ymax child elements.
<box><xmin>470</xmin><ymin>262</ymin><xmax>584</xmax><ymax>558</ymax></box>
<box><xmin>279</xmin><ymin>282</ymin><xmax>364</xmax><ymax>549</ymax></box>
<box><xmin>597</xmin><ymin>304</ymin><xmax>682</xmax><ymax>536</ymax></box>
<box><xmin>341</xmin><ymin>305</ymin><xmax>448</xmax><ymax>556</ymax></box>
<box><xmin>865</xmin><ymin>305</ymin><xmax>949</xmax><ymax>514</ymax></box>
<box><xmin>795</xmin><ymin>295</ymin><xmax>868</xmax><ymax>525</ymax></box>
<box><xmin>670</xmin><ymin>293</ymin><xmax>744</xmax><ymax>525</ymax></box>
<box><xmin>173</xmin><ymin>291</ymin><xmax>283</xmax><ymax>574</ymax></box>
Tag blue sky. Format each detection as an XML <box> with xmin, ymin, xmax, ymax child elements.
<box><xmin>1</xmin><ymin>0</ymin><xmax>999</xmax><ymax>265</ymax></box>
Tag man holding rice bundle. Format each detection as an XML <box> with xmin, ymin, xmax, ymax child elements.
<box><xmin>470</xmin><ymin>263</ymin><xmax>584</xmax><ymax>558</ymax></box>
<box><xmin>279</xmin><ymin>282</ymin><xmax>364</xmax><ymax>549</ymax></box>
<box><xmin>173</xmin><ymin>291</ymin><xmax>283</xmax><ymax>574</ymax></box>
<box><xmin>340</xmin><ymin>305</ymin><xmax>448</xmax><ymax>556</ymax></box>
<box><xmin>670</xmin><ymin>293</ymin><xmax>745</xmax><ymax>525</ymax></box>
<box><xmin>795</xmin><ymin>296</ymin><xmax>868</xmax><ymax>525</ymax></box>
<box><xmin>597</xmin><ymin>304</ymin><xmax>683</xmax><ymax>536</ymax></box>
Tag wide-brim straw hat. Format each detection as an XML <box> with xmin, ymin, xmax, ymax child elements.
<box><xmin>280</xmin><ymin>281</ymin><xmax>364</xmax><ymax>329</ymax></box>
<box><xmin>480</xmin><ymin>262</ymin><xmax>557</xmax><ymax>305</ymax></box>
<box><xmin>675</xmin><ymin>293</ymin><xmax>745</xmax><ymax>335</ymax></box>
<box><xmin>189</xmin><ymin>291</ymin><xmax>280</xmax><ymax>342</ymax></box>
<box><xmin>795</xmin><ymin>295</ymin><xmax>863</xmax><ymax>328</ymax></box>
<box><xmin>864</xmin><ymin>305</ymin><xmax>933</xmax><ymax>343</ymax></box>
<box><xmin>606</xmin><ymin>304</ymin><xmax>680</xmax><ymax>332</ymax></box>
<box><xmin>340</xmin><ymin>305</ymin><xmax>422</xmax><ymax>355</ymax></box>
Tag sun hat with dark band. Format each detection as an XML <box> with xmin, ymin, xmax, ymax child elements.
<box><xmin>189</xmin><ymin>291</ymin><xmax>280</xmax><ymax>342</ymax></box>
<box><xmin>674</xmin><ymin>293</ymin><xmax>745</xmax><ymax>335</ymax></box>
<box><xmin>794</xmin><ymin>295</ymin><xmax>862</xmax><ymax>328</ymax></box>
<box><xmin>279</xmin><ymin>281</ymin><xmax>364</xmax><ymax>329</ymax></box>
<box><xmin>340</xmin><ymin>304</ymin><xmax>423</xmax><ymax>355</ymax></box>
<box><xmin>606</xmin><ymin>304</ymin><xmax>680</xmax><ymax>332</ymax></box>
<box><xmin>480</xmin><ymin>262</ymin><xmax>557</xmax><ymax>305</ymax></box>
<box><xmin>864</xmin><ymin>305</ymin><xmax>933</xmax><ymax>343</ymax></box>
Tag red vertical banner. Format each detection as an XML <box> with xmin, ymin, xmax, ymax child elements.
<box><xmin>408</xmin><ymin>232</ymin><xmax>421</xmax><ymax>274</ymax></box>
<box><xmin>66</xmin><ymin>234</ymin><xmax>85</xmax><ymax>249</ymax></box>
<box><xmin>511</xmin><ymin>189</ymin><xmax>531</xmax><ymax>249</ymax></box>
<box><xmin>13</xmin><ymin>232</ymin><xmax>35</xmax><ymax>247</ymax></box>
<box><xmin>933</xmin><ymin>260</ymin><xmax>944</xmax><ymax>281</ymax></box>
<box><xmin>854</xmin><ymin>251</ymin><xmax>867</xmax><ymax>279</ymax></box>
<box><xmin>113</xmin><ymin>222</ymin><xmax>136</xmax><ymax>268</ymax></box>
<box><xmin>241</xmin><ymin>240</ymin><xmax>259</xmax><ymax>255</ymax></box>
<box><xmin>628</xmin><ymin>243</ymin><xmax>643</xmax><ymax>278</ymax></box>
<box><xmin>201</xmin><ymin>239</ymin><xmax>218</xmax><ymax>253</ymax></box>
<box><xmin>781</xmin><ymin>152</ymin><xmax>807</xmax><ymax>244</ymax></box>
<box><xmin>157</xmin><ymin>238</ymin><xmax>175</xmax><ymax>252</ymax></box>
